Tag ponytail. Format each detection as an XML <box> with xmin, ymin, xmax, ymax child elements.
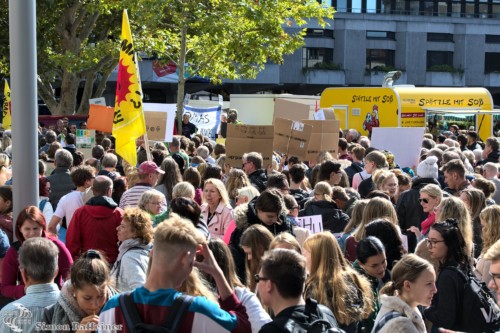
<box><xmin>380</xmin><ymin>281</ymin><xmax>397</xmax><ymax>296</ymax></box>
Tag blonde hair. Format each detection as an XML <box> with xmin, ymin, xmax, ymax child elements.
<box><xmin>420</xmin><ymin>184</ymin><xmax>442</xmax><ymax>201</ymax></box>
<box><xmin>380</xmin><ymin>254</ymin><xmax>435</xmax><ymax>297</ymax></box>
<box><xmin>179</xmin><ymin>268</ymin><xmax>217</xmax><ymax>303</ymax></box>
<box><xmin>436</xmin><ymin>197</ymin><xmax>474</xmax><ymax>257</ymax></box>
<box><xmin>303</xmin><ymin>232</ymin><xmax>373</xmax><ymax>325</ymax></box>
<box><xmin>123</xmin><ymin>207</ymin><xmax>154</xmax><ymax>244</ymax></box>
<box><xmin>484</xmin><ymin>239</ymin><xmax>500</xmax><ymax>261</ymax></box>
<box><xmin>460</xmin><ymin>188</ymin><xmax>486</xmax><ymax>221</ymax></box>
<box><xmin>372</xmin><ymin>170</ymin><xmax>398</xmax><ymax>191</ymax></box>
<box><xmin>353</xmin><ymin>197</ymin><xmax>398</xmax><ymax>242</ymax></box>
<box><xmin>240</xmin><ymin>225</ymin><xmax>274</xmax><ymax>291</ymax></box>
<box><xmin>0</xmin><ymin>153</ymin><xmax>10</xmax><ymax>167</ymax></box>
<box><xmin>237</xmin><ymin>186</ymin><xmax>260</xmax><ymax>202</ymax></box>
<box><xmin>343</xmin><ymin>199</ymin><xmax>369</xmax><ymax>233</ymax></box>
<box><xmin>316</xmin><ymin>151</ymin><xmax>334</xmax><ymax>165</ymax></box>
<box><xmin>203</xmin><ymin>178</ymin><xmax>230</xmax><ymax>206</ymax></box>
<box><xmin>314</xmin><ymin>181</ymin><xmax>333</xmax><ymax>202</ymax></box>
<box><xmin>153</xmin><ymin>215</ymin><xmax>207</xmax><ymax>256</ymax></box>
<box><xmin>480</xmin><ymin>205</ymin><xmax>500</xmax><ymax>255</ymax></box>
<box><xmin>270</xmin><ymin>232</ymin><xmax>302</xmax><ymax>254</ymax></box>
<box><xmin>172</xmin><ymin>181</ymin><xmax>195</xmax><ymax>200</ymax></box>
<box><xmin>225</xmin><ymin>169</ymin><xmax>250</xmax><ymax>200</ymax></box>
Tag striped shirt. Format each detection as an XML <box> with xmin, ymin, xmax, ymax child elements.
<box><xmin>119</xmin><ymin>184</ymin><xmax>167</xmax><ymax>211</ymax></box>
<box><xmin>0</xmin><ymin>283</ymin><xmax>60</xmax><ymax>333</ymax></box>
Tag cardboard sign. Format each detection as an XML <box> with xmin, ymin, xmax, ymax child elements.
<box><xmin>143</xmin><ymin>103</ymin><xmax>176</xmax><ymax>142</ymax></box>
<box><xmin>273</xmin><ymin>118</ymin><xmax>312</xmax><ymax>160</ymax></box>
<box><xmin>296</xmin><ymin>215</ymin><xmax>323</xmax><ymax>234</ymax></box>
<box><xmin>225</xmin><ymin>124</ymin><xmax>274</xmax><ymax>168</ymax></box>
<box><xmin>302</xmin><ymin>120</ymin><xmax>341</xmax><ymax>162</ymax></box>
<box><xmin>76</xmin><ymin>129</ymin><xmax>95</xmax><ymax>148</ymax></box>
<box><xmin>371</xmin><ymin>127</ymin><xmax>426</xmax><ymax>168</ymax></box>
<box><xmin>87</xmin><ymin>104</ymin><xmax>114</xmax><ymax>133</ymax></box>
<box><xmin>183</xmin><ymin>104</ymin><xmax>221</xmax><ymax>139</ymax></box>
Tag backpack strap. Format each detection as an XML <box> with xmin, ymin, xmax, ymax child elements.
<box><xmin>165</xmin><ymin>294</ymin><xmax>194</xmax><ymax>331</ymax></box>
<box><xmin>119</xmin><ymin>291</ymin><xmax>143</xmax><ymax>331</ymax></box>
<box><xmin>39</xmin><ymin>199</ymin><xmax>48</xmax><ymax>212</ymax></box>
<box><xmin>373</xmin><ymin>311</ymin><xmax>404</xmax><ymax>333</ymax></box>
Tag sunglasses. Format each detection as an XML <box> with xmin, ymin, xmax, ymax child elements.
<box><xmin>254</xmin><ymin>274</ymin><xmax>271</xmax><ymax>284</ymax></box>
<box><xmin>419</xmin><ymin>198</ymin><xmax>429</xmax><ymax>204</ymax></box>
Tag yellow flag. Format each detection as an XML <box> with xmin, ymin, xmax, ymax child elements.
<box><xmin>2</xmin><ymin>81</ymin><xmax>11</xmax><ymax>130</ymax></box>
<box><xmin>112</xmin><ymin>10</ymin><xmax>146</xmax><ymax>167</ymax></box>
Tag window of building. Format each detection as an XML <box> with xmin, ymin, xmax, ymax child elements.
<box><xmin>427</xmin><ymin>33</ymin><xmax>454</xmax><ymax>42</ymax></box>
<box><xmin>485</xmin><ymin>53</ymin><xmax>500</xmax><ymax>73</ymax></box>
<box><xmin>305</xmin><ymin>29</ymin><xmax>334</xmax><ymax>38</ymax></box>
<box><xmin>486</xmin><ymin>35</ymin><xmax>500</xmax><ymax>43</ymax></box>
<box><xmin>302</xmin><ymin>48</ymin><xmax>334</xmax><ymax>69</ymax></box>
<box><xmin>366</xmin><ymin>31</ymin><xmax>396</xmax><ymax>40</ymax></box>
<box><xmin>366</xmin><ymin>49</ymin><xmax>395</xmax><ymax>70</ymax></box>
<box><xmin>427</xmin><ymin>51</ymin><xmax>453</xmax><ymax>69</ymax></box>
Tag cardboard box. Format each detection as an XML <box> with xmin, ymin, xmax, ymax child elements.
<box><xmin>225</xmin><ymin>124</ymin><xmax>274</xmax><ymax>167</ymax></box>
<box><xmin>273</xmin><ymin>118</ymin><xmax>312</xmax><ymax>160</ymax></box>
<box><xmin>302</xmin><ymin>120</ymin><xmax>341</xmax><ymax>162</ymax></box>
<box><xmin>273</xmin><ymin>98</ymin><xmax>336</xmax><ymax>122</ymax></box>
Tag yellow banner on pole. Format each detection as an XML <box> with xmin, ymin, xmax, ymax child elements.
<box><xmin>112</xmin><ymin>10</ymin><xmax>146</xmax><ymax>167</ymax></box>
<box><xmin>3</xmin><ymin>81</ymin><xmax>11</xmax><ymax>130</ymax></box>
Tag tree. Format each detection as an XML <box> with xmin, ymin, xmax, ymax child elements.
<box><xmin>0</xmin><ymin>0</ymin><xmax>333</xmax><ymax>119</ymax></box>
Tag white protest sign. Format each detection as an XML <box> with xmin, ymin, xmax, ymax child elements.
<box><xmin>313</xmin><ymin>109</ymin><xmax>326</xmax><ymax>120</ymax></box>
<box><xmin>89</xmin><ymin>97</ymin><xmax>106</xmax><ymax>106</ymax></box>
<box><xmin>144</xmin><ymin>103</ymin><xmax>176</xmax><ymax>142</ymax></box>
<box><xmin>183</xmin><ymin>104</ymin><xmax>221</xmax><ymax>139</ymax></box>
<box><xmin>371</xmin><ymin>127</ymin><xmax>426</xmax><ymax>169</ymax></box>
<box><xmin>76</xmin><ymin>129</ymin><xmax>95</xmax><ymax>148</ymax></box>
<box><xmin>296</xmin><ymin>215</ymin><xmax>323</xmax><ymax>234</ymax></box>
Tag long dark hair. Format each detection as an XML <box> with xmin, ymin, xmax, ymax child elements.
<box><xmin>365</xmin><ymin>219</ymin><xmax>406</xmax><ymax>270</ymax></box>
<box><xmin>431</xmin><ymin>218</ymin><xmax>471</xmax><ymax>270</ymax></box>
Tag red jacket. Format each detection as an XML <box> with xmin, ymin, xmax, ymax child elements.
<box><xmin>66</xmin><ymin>196</ymin><xmax>123</xmax><ymax>264</ymax></box>
<box><xmin>0</xmin><ymin>236</ymin><xmax>72</xmax><ymax>299</ymax></box>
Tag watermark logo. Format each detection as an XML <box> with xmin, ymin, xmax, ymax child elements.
<box><xmin>2</xmin><ymin>304</ymin><xmax>32</xmax><ymax>332</ymax></box>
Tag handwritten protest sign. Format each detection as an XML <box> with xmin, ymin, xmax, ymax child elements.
<box><xmin>295</xmin><ymin>215</ymin><xmax>323</xmax><ymax>234</ymax></box>
<box><xmin>76</xmin><ymin>130</ymin><xmax>95</xmax><ymax>148</ymax></box>
<box><xmin>183</xmin><ymin>104</ymin><xmax>221</xmax><ymax>139</ymax></box>
<box><xmin>144</xmin><ymin>103</ymin><xmax>176</xmax><ymax>142</ymax></box>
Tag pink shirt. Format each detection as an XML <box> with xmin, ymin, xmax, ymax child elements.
<box><xmin>201</xmin><ymin>202</ymin><xmax>234</xmax><ymax>239</ymax></box>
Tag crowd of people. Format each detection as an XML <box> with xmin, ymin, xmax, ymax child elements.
<box><xmin>0</xmin><ymin>117</ymin><xmax>498</xmax><ymax>332</ymax></box>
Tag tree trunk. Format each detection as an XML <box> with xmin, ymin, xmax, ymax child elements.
<box><xmin>58</xmin><ymin>71</ymin><xmax>80</xmax><ymax>115</ymax></box>
<box><xmin>76</xmin><ymin>72</ymin><xmax>95</xmax><ymax>115</ymax></box>
<box><xmin>176</xmin><ymin>25</ymin><xmax>188</xmax><ymax>134</ymax></box>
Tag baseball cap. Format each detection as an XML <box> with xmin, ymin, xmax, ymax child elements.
<box><xmin>138</xmin><ymin>161</ymin><xmax>165</xmax><ymax>175</ymax></box>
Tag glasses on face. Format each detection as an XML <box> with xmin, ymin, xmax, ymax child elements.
<box><xmin>149</xmin><ymin>201</ymin><xmax>162</xmax><ymax>206</ymax></box>
<box><xmin>254</xmin><ymin>274</ymin><xmax>271</xmax><ymax>284</ymax></box>
<box><xmin>426</xmin><ymin>239</ymin><xmax>445</xmax><ymax>248</ymax></box>
<box><xmin>489</xmin><ymin>271</ymin><xmax>500</xmax><ymax>288</ymax></box>
<box><xmin>419</xmin><ymin>198</ymin><xmax>429</xmax><ymax>204</ymax></box>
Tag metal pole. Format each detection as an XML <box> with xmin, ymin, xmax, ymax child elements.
<box><xmin>9</xmin><ymin>0</ymin><xmax>39</xmax><ymax>228</ymax></box>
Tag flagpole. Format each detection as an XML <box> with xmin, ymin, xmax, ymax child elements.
<box><xmin>134</xmin><ymin>52</ymin><xmax>151</xmax><ymax>162</ymax></box>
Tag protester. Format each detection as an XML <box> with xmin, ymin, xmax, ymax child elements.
<box><xmin>184</xmin><ymin>166</ymin><xmax>203</xmax><ymax>205</ymax></box>
<box><xmin>257</xmin><ymin>248</ymin><xmax>343</xmax><ymax>333</ymax></box>
<box><xmin>98</xmin><ymin>215</ymin><xmax>251</xmax><ymax>333</ymax></box>
<box><xmin>181</xmin><ymin>113</ymin><xmax>198</xmax><ymax>138</ymax></box>
<box><xmin>441</xmin><ymin>159</ymin><xmax>472</xmax><ymax>196</ymax></box>
<box><xmin>0</xmin><ymin>186</ymin><xmax>12</xmax><ymax>244</ymax></box>
<box><xmin>358</xmin><ymin>150</ymin><xmax>388</xmax><ymax>198</ymax></box>
<box><xmin>269</xmin><ymin>232</ymin><xmax>302</xmax><ymax>253</ymax></box>
<box><xmin>201</xmin><ymin>178</ymin><xmax>234</xmax><ymax>239</ymax></box>
<box><xmin>460</xmin><ymin>188</ymin><xmax>486</xmax><ymax>257</ymax></box>
<box><xmin>155</xmin><ymin>157</ymin><xmax>182</xmax><ymax>205</ymax></box>
<box><xmin>1</xmin><ymin>206</ymin><xmax>72</xmax><ymax>300</ymax></box>
<box><xmin>0</xmin><ymin>238</ymin><xmax>60</xmax><ymax>333</ymax></box>
<box><xmin>242</xmin><ymin>152</ymin><xmax>268</xmax><ymax>192</ymax></box>
<box><xmin>373</xmin><ymin>254</ymin><xmax>436</xmax><ymax>333</ymax></box>
<box><xmin>110</xmin><ymin>207</ymin><xmax>153</xmax><ymax>292</ymax></box>
<box><xmin>170</xmin><ymin>197</ymin><xmax>210</xmax><ymax>239</ymax></box>
<box><xmin>44</xmin><ymin>250</ymin><xmax>118</xmax><ymax>332</ymax></box>
<box><xmin>337</xmin><ymin>199</ymin><xmax>369</xmax><ymax>253</ymax></box>
<box><xmin>485</xmin><ymin>239</ymin><xmax>500</xmax><ymax>304</ymax></box>
<box><xmin>138</xmin><ymin>189</ymin><xmax>169</xmax><ymax>227</ymax></box>
<box><xmin>225</xmin><ymin>168</ymin><xmax>251</xmax><ymax>207</ymax></box>
<box><xmin>303</xmin><ymin>232</ymin><xmax>373</xmax><ymax>333</ymax></box>
<box><xmin>475</xmin><ymin>205</ymin><xmax>500</xmax><ymax>287</ymax></box>
<box><xmin>235</xmin><ymin>186</ymin><xmax>260</xmax><ymax>206</ymax></box>
<box><xmin>38</xmin><ymin>177</ymin><xmax>54</xmax><ymax>225</ymax></box>
<box><xmin>365</xmin><ymin>219</ymin><xmax>406</xmax><ymax>271</ymax></box>
<box><xmin>407</xmin><ymin>184</ymin><xmax>443</xmax><ymax>244</ymax></box>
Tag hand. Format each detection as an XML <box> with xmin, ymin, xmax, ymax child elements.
<box><xmin>75</xmin><ymin>314</ymin><xmax>99</xmax><ymax>333</ymax></box>
<box><xmin>193</xmin><ymin>243</ymin><xmax>222</xmax><ymax>278</ymax></box>
<box><xmin>407</xmin><ymin>226</ymin><xmax>422</xmax><ymax>239</ymax></box>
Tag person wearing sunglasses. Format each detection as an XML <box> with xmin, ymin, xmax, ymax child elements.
<box><xmin>407</xmin><ymin>184</ymin><xmax>442</xmax><ymax>242</ymax></box>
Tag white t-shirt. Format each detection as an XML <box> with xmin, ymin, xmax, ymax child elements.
<box><xmin>54</xmin><ymin>190</ymin><xmax>85</xmax><ymax>229</ymax></box>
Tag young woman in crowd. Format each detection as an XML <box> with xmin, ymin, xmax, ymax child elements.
<box><xmin>353</xmin><ymin>236</ymin><xmax>391</xmax><ymax>333</ymax></box>
<box><xmin>201</xmin><ymin>178</ymin><xmax>234</xmax><ymax>239</ymax></box>
<box><xmin>345</xmin><ymin>197</ymin><xmax>398</xmax><ymax>262</ymax></box>
<box><xmin>155</xmin><ymin>157</ymin><xmax>182</xmax><ymax>205</ymax></box>
<box><xmin>407</xmin><ymin>184</ymin><xmax>442</xmax><ymax>242</ymax></box>
<box><xmin>0</xmin><ymin>154</ymin><xmax>11</xmax><ymax>186</ymax></box>
<box><xmin>0</xmin><ymin>186</ymin><xmax>13</xmax><ymax>244</ymax></box>
<box><xmin>44</xmin><ymin>250</ymin><xmax>119</xmax><ymax>331</ymax></box>
<box><xmin>358</xmin><ymin>150</ymin><xmax>388</xmax><ymax>198</ymax></box>
<box><xmin>472</xmin><ymin>177</ymin><xmax>496</xmax><ymax>206</ymax></box>
<box><xmin>38</xmin><ymin>177</ymin><xmax>54</xmax><ymax>226</ymax></box>
<box><xmin>225</xmin><ymin>168</ymin><xmax>251</xmax><ymax>208</ymax></box>
<box><xmin>303</xmin><ymin>232</ymin><xmax>373</xmax><ymax>333</ymax></box>
<box><xmin>299</xmin><ymin>181</ymin><xmax>349</xmax><ymax>234</ymax></box>
<box><xmin>365</xmin><ymin>219</ymin><xmax>406</xmax><ymax>270</ymax></box>
<box><xmin>170</xmin><ymin>197</ymin><xmax>210</xmax><ymax>239</ymax></box>
<box><xmin>475</xmin><ymin>205</ymin><xmax>500</xmax><ymax>286</ymax></box>
<box><xmin>372</xmin><ymin>169</ymin><xmax>399</xmax><ymax>203</ymax></box>
<box><xmin>111</xmin><ymin>207</ymin><xmax>153</xmax><ymax>292</ymax></box>
<box><xmin>183</xmin><ymin>166</ymin><xmax>203</xmax><ymax>205</ymax></box>
<box><xmin>138</xmin><ymin>189</ymin><xmax>169</xmax><ymax>227</ymax></box>
<box><xmin>423</xmin><ymin>219</ymin><xmax>472</xmax><ymax>331</ymax></box>
<box><xmin>269</xmin><ymin>232</ymin><xmax>302</xmax><ymax>253</ymax></box>
<box><xmin>207</xmin><ymin>237</ymin><xmax>271</xmax><ymax>333</ymax></box>
<box><xmin>240</xmin><ymin>224</ymin><xmax>274</xmax><ymax>292</ymax></box>
<box><xmin>112</xmin><ymin>176</ymin><xmax>128</xmax><ymax>205</ymax></box>
<box><xmin>373</xmin><ymin>254</ymin><xmax>437</xmax><ymax>333</ymax></box>
<box><xmin>1</xmin><ymin>206</ymin><xmax>72</xmax><ymax>299</ymax></box>
<box><xmin>230</xmin><ymin>188</ymin><xmax>293</xmax><ymax>284</ymax></box>
<box><xmin>337</xmin><ymin>199</ymin><xmax>369</xmax><ymax>254</ymax></box>
<box><xmin>460</xmin><ymin>188</ymin><xmax>486</xmax><ymax>257</ymax></box>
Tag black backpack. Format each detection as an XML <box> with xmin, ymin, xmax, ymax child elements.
<box><xmin>444</xmin><ymin>266</ymin><xmax>500</xmax><ymax>333</ymax></box>
<box><xmin>270</xmin><ymin>298</ymin><xmax>346</xmax><ymax>333</ymax></box>
<box><xmin>119</xmin><ymin>292</ymin><xmax>194</xmax><ymax>333</ymax></box>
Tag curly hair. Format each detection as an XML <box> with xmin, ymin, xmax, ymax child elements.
<box><xmin>123</xmin><ymin>207</ymin><xmax>154</xmax><ymax>244</ymax></box>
